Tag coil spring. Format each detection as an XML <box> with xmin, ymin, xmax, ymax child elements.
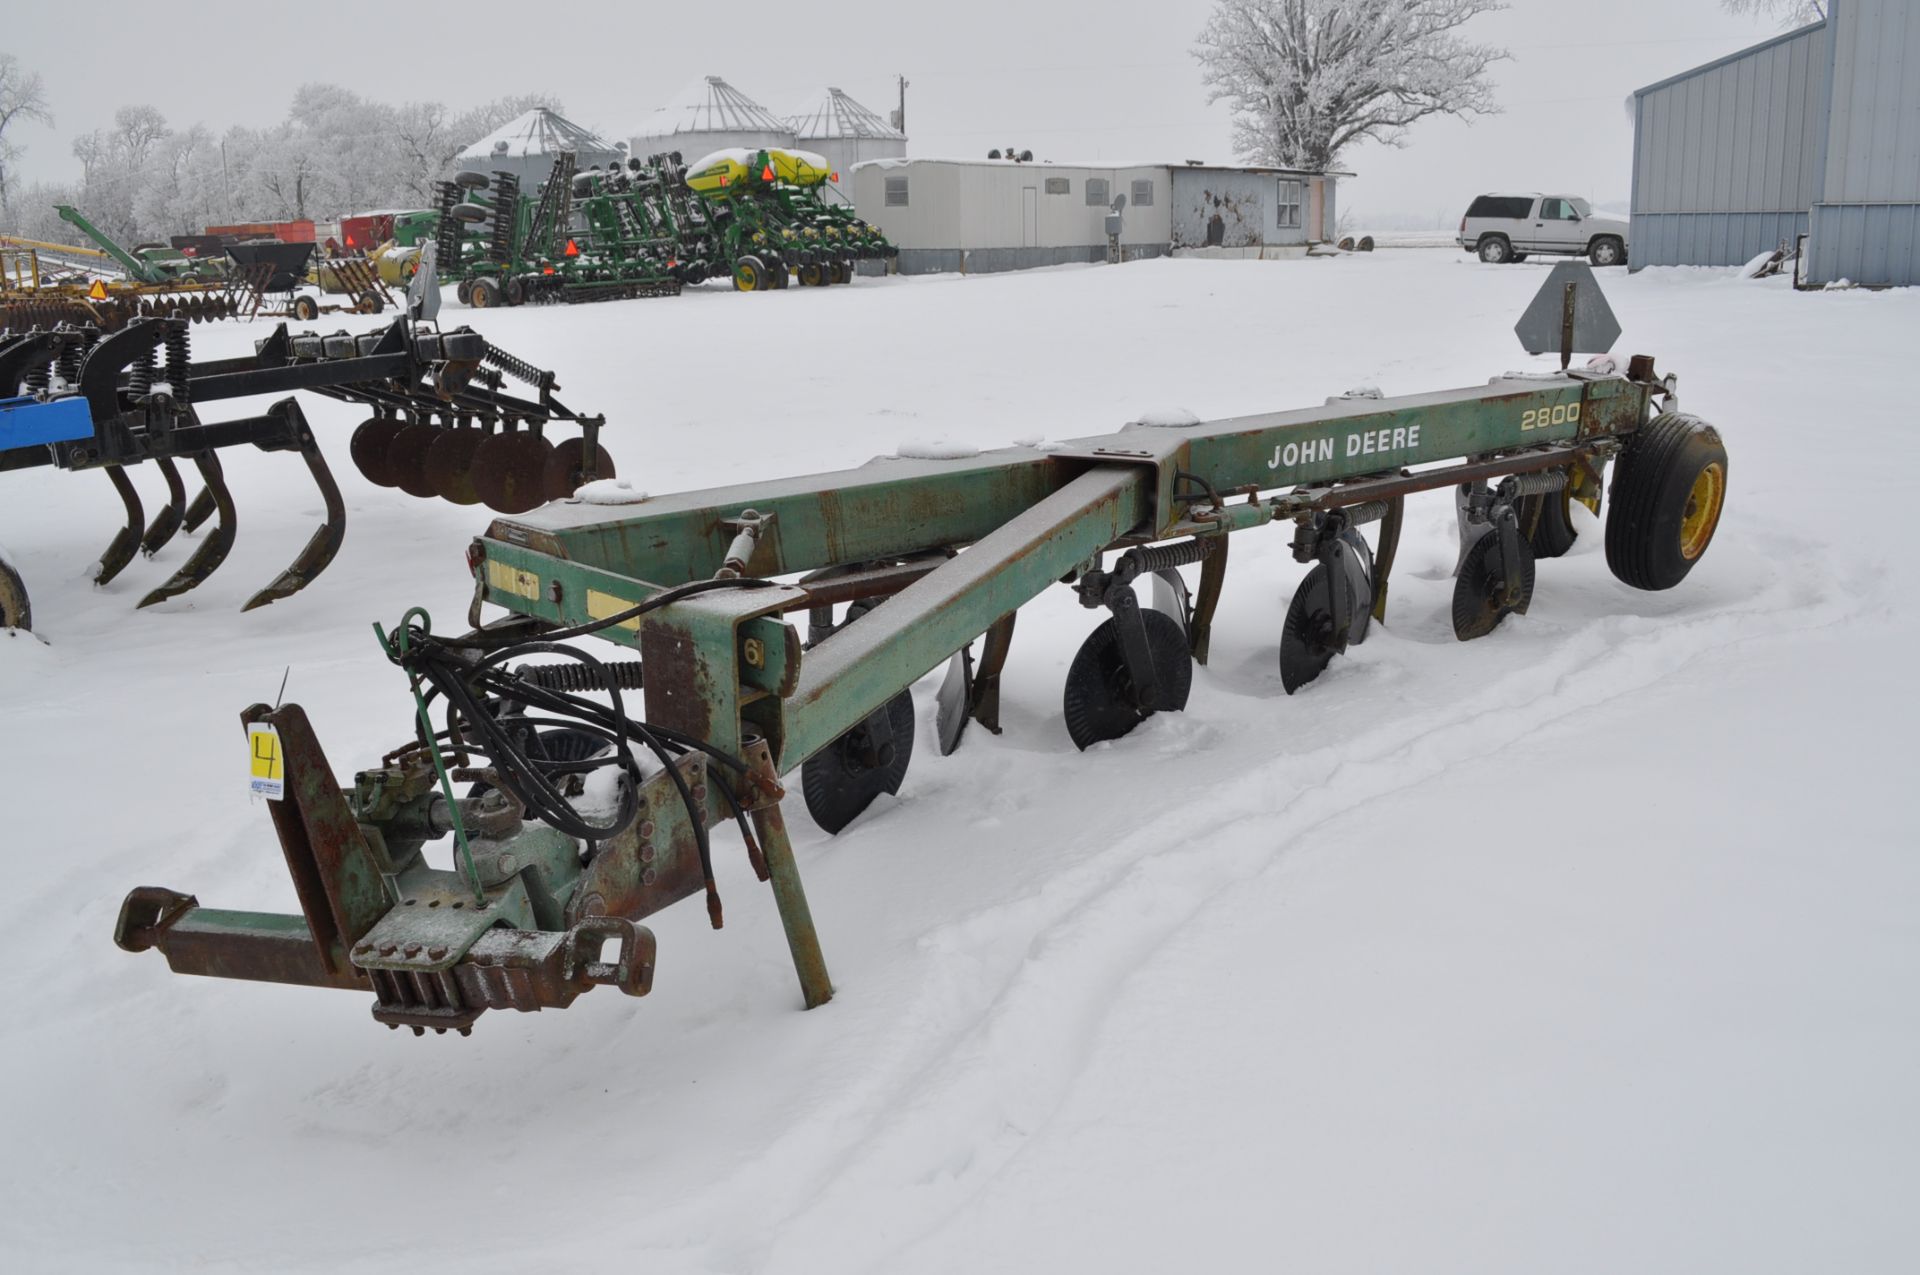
<box><xmin>1128</xmin><ymin>537</ymin><xmax>1214</xmax><ymax>574</ymax></box>
<box><xmin>127</xmin><ymin>347</ymin><xmax>156</xmax><ymax>399</ymax></box>
<box><xmin>481</xmin><ymin>342</ymin><xmax>552</xmax><ymax>390</ymax></box>
<box><xmin>516</xmin><ymin>661</ymin><xmax>645</xmax><ymax>693</ymax></box>
<box><xmin>57</xmin><ymin>329</ymin><xmax>92</xmax><ymax>381</ymax></box>
<box><xmin>165</xmin><ymin>323</ymin><xmax>191</xmax><ymax>406</ymax></box>
<box><xmin>1506</xmin><ymin>469</ymin><xmax>1570</xmax><ymax>498</ymax></box>
<box><xmin>24</xmin><ymin>356</ymin><xmax>50</xmax><ymax>393</ymax></box>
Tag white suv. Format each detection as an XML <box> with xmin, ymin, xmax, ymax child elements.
<box><xmin>1458</xmin><ymin>194</ymin><xmax>1629</xmax><ymax>267</ymax></box>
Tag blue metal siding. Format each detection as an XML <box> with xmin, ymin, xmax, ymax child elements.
<box><xmin>1806</xmin><ymin>0</ymin><xmax>1920</xmax><ymax>286</ymax></box>
<box><xmin>1629</xmin><ymin>20</ymin><xmax>1830</xmax><ymax>268</ymax></box>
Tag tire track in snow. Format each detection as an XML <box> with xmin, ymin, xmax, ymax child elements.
<box><xmin>730</xmin><ymin>549</ymin><xmax>1871</xmax><ymax>1274</ymax></box>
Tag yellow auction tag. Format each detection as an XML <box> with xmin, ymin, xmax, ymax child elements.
<box><xmin>248</xmin><ymin>722</ymin><xmax>285</xmax><ymax>800</ymax></box>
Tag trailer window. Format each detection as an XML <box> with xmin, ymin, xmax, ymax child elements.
<box><xmin>1085</xmin><ymin>178</ymin><xmax>1110</xmax><ymax>207</ymax></box>
<box><xmin>1045</xmin><ymin>177</ymin><xmax>1070</xmax><ymax>195</ymax></box>
<box><xmin>885</xmin><ymin>176</ymin><xmax>909</xmax><ymax>207</ymax></box>
<box><xmin>1277</xmin><ymin>180</ymin><xmax>1302</xmax><ymax>229</ymax></box>
<box><xmin>1131</xmin><ymin>179</ymin><xmax>1154</xmax><ymax>207</ymax></box>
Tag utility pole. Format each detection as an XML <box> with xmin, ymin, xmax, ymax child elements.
<box><xmin>895</xmin><ymin>74</ymin><xmax>910</xmax><ymax>137</ymax></box>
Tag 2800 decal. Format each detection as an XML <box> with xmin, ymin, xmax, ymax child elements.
<box><xmin>1520</xmin><ymin>400</ymin><xmax>1581</xmax><ymax>432</ymax></box>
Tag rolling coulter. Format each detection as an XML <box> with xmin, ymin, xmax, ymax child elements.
<box><xmin>1</xmin><ymin>244</ymin><xmax>245</xmax><ymax>332</ymax></box>
<box><xmin>116</xmin><ymin>272</ymin><xmax>1731</xmax><ymax>1035</ymax></box>
<box><xmin>0</xmin><ymin>307</ymin><xmax>611</xmax><ymax>630</ymax></box>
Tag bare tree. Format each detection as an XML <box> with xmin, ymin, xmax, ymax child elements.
<box><xmin>1194</xmin><ymin>0</ymin><xmax>1507</xmax><ymax>171</ymax></box>
<box><xmin>0</xmin><ymin>53</ymin><xmax>54</xmax><ymax>216</ymax></box>
<box><xmin>1721</xmin><ymin>0</ymin><xmax>1826</xmax><ymax>28</ymax></box>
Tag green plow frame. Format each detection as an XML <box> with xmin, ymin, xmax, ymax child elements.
<box><xmin>116</xmin><ymin>333</ymin><xmax>1726</xmax><ymax>1035</ymax></box>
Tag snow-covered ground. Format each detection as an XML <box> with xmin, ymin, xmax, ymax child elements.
<box><xmin>3</xmin><ymin>252</ymin><xmax>1915</xmax><ymax>1274</ymax></box>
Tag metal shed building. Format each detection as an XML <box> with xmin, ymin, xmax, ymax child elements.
<box><xmin>1169</xmin><ymin>165</ymin><xmax>1340</xmax><ymax>255</ymax></box>
<box><xmin>851</xmin><ymin>158</ymin><xmax>1174</xmax><ymax>274</ymax></box>
<box><xmin>1630</xmin><ymin>0</ymin><xmax>1920</xmax><ymax>286</ymax></box>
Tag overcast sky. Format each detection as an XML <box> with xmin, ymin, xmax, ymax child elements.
<box><xmin>7</xmin><ymin>0</ymin><xmax>1791</xmax><ymax>225</ymax></box>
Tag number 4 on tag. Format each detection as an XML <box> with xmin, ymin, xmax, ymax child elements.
<box><xmin>248</xmin><ymin>722</ymin><xmax>286</xmax><ymax>800</ymax></box>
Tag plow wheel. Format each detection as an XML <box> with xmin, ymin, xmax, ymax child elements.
<box><xmin>798</xmin><ymin>263</ymin><xmax>825</xmax><ymax>287</ymax></box>
<box><xmin>543</xmin><ymin>437</ymin><xmax>616</xmax><ymax>501</ymax></box>
<box><xmin>0</xmin><ymin>555</ymin><xmax>29</xmax><ymax>633</ymax></box>
<box><xmin>1452</xmin><ymin>526</ymin><xmax>1535</xmax><ymax>641</ymax></box>
<box><xmin>1604</xmin><ymin>412</ymin><xmax>1727</xmax><ymax>592</ymax></box>
<box><xmin>385</xmin><ymin>422</ymin><xmax>445</xmax><ymax>498</ymax></box>
<box><xmin>468</xmin><ymin>278</ymin><xmax>501</xmax><ymax>308</ymax></box>
<box><xmin>829</xmin><ymin>261</ymin><xmax>851</xmax><ymax>285</ymax></box>
<box><xmin>350</xmin><ymin>417</ymin><xmax>405</xmax><ymax>487</ymax></box>
<box><xmin>424</xmin><ymin>428</ymin><xmax>486</xmax><ymax>505</ymax></box>
<box><xmin>292</xmin><ymin>295</ymin><xmax>320</xmax><ymax>321</ymax></box>
<box><xmin>471</xmin><ymin>432</ymin><xmax>554</xmax><ymax>514</ymax></box>
<box><xmin>1062</xmin><ymin>608</ymin><xmax>1193</xmax><ymax>751</ymax></box>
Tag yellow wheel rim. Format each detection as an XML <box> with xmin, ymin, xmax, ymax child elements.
<box><xmin>1678</xmin><ymin>461</ymin><xmax>1725</xmax><ymax>560</ymax></box>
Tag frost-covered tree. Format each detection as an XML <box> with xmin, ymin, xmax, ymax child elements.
<box><xmin>1194</xmin><ymin>0</ymin><xmax>1507</xmax><ymax>171</ymax></box>
<box><xmin>0</xmin><ymin>54</ymin><xmax>55</xmax><ymax>217</ymax></box>
<box><xmin>1721</xmin><ymin>0</ymin><xmax>1826</xmax><ymax>28</ymax></box>
<box><xmin>23</xmin><ymin>83</ymin><xmax>568</xmax><ymax>244</ymax></box>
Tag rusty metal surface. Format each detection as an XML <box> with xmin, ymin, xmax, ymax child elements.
<box><xmin>241</xmin><ymin>702</ymin><xmax>392</xmax><ymax>976</ymax></box>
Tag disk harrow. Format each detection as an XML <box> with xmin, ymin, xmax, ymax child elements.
<box><xmin>0</xmin><ymin>313</ymin><xmax>609</xmax><ymax>629</ymax></box>
<box><xmin>4</xmin><ymin>244</ymin><xmax>244</xmax><ymax>332</ymax></box>
<box><xmin>117</xmin><ymin>274</ymin><xmax>1732</xmax><ymax>1035</ymax></box>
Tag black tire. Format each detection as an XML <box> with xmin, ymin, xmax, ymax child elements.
<box><xmin>292</xmin><ymin>295</ymin><xmax>319</xmax><ymax>321</ymax></box>
<box><xmin>734</xmin><ymin>255</ymin><xmax>767</xmax><ymax>292</ymax></box>
<box><xmin>451</xmin><ymin>202</ymin><xmax>490</xmax><ymax>224</ymax></box>
<box><xmin>1605</xmin><ymin>412</ymin><xmax>1728</xmax><ymax>591</ymax></box>
<box><xmin>503</xmin><ymin>276</ymin><xmax>527</xmax><ymax>306</ymax></box>
<box><xmin>456</xmin><ymin>279</ymin><xmax>472</xmax><ymax>305</ymax></box>
<box><xmin>355</xmin><ymin>291</ymin><xmax>383</xmax><ymax>314</ymax></box>
<box><xmin>1521</xmin><ymin>484</ymin><xmax>1579</xmax><ymax>559</ymax></box>
<box><xmin>1510</xmin><ymin>252</ymin><xmax>1530</xmax><ymax>262</ymax></box>
<box><xmin>453</xmin><ymin>171</ymin><xmax>489</xmax><ymax>191</ymax></box>
<box><xmin>1356</xmin><ymin>235</ymin><xmax>1374</xmax><ymax>252</ymax></box>
<box><xmin>0</xmin><ymin>554</ymin><xmax>30</xmax><ymax>632</ymax></box>
<box><xmin>468</xmin><ymin>277</ymin><xmax>501</xmax><ymax>308</ymax></box>
<box><xmin>1589</xmin><ymin>236</ymin><xmax>1626</xmax><ymax>267</ymax></box>
<box><xmin>1477</xmin><ymin>235</ymin><xmax>1511</xmax><ymax>264</ymax></box>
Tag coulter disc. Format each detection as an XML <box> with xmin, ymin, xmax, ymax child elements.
<box><xmin>471</xmin><ymin>433</ymin><xmax>553</xmax><ymax>514</ymax></box>
<box><xmin>1279</xmin><ymin>564</ymin><xmax>1338</xmax><ymax>694</ymax></box>
<box><xmin>543</xmin><ymin>437</ymin><xmax>617</xmax><ymax>501</ymax></box>
<box><xmin>1452</xmin><ymin>529</ymin><xmax>1536</xmax><ymax>641</ymax></box>
<box><xmin>801</xmin><ymin>690</ymin><xmax>916</xmax><ymax>835</ymax></box>
<box><xmin>386</xmin><ymin>423</ymin><xmax>444</xmax><ymax>499</ymax></box>
<box><xmin>424</xmin><ymin>429</ymin><xmax>485</xmax><ymax>505</ymax></box>
<box><xmin>1062</xmin><ymin>609</ymin><xmax>1192</xmax><ymax>751</ymax></box>
<box><xmin>350</xmin><ymin>418</ymin><xmax>405</xmax><ymax>487</ymax></box>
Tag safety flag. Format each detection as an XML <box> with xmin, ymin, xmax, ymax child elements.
<box><xmin>88</xmin><ymin>279</ymin><xmax>109</xmax><ymax>301</ymax></box>
<box><xmin>565</xmin><ymin>239</ymin><xmax>580</xmax><ymax>257</ymax></box>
